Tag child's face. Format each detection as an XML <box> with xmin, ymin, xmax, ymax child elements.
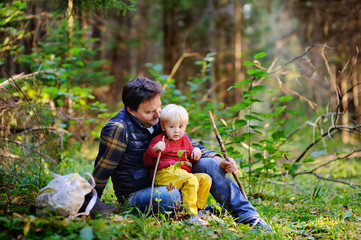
<box><xmin>163</xmin><ymin>120</ymin><xmax>186</xmax><ymax>141</ymax></box>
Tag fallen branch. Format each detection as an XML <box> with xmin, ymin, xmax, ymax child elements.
<box><xmin>0</xmin><ymin>125</ymin><xmax>69</xmax><ymax>135</ymax></box>
<box><xmin>265</xmin><ymin>179</ymin><xmax>295</xmax><ymax>186</ymax></box>
<box><xmin>0</xmin><ymin>138</ymin><xmax>57</xmax><ymax>164</ymax></box>
<box><xmin>291</xmin><ymin>148</ymin><xmax>361</xmax><ymax>191</ymax></box>
<box><xmin>279</xmin><ymin>120</ymin><xmax>318</xmax><ymax>147</ymax></box>
<box><xmin>279</xmin><ymin>112</ymin><xmax>345</xmax><ymax>150</ymax></box>
<box><xmin>298</xmin><ymin>172</ymin><xmax>360</xmax><ymax>191</ymax></box>
<box><xmin>294</xmin><ymin>124</ymin><xmax>361</xmax><ymax>163</ymax></box>
<box><xmin>0</xmin><ymin>152</ymin><xmax>22</xmax><ymax>159</ymax></box>
<box><xmin>0</xmin><ymin>69</ymin><xmax>55</xmax><ymax>89</ymax></box>
<box><xmin>307</xmin><ymin>148</ymin><xmax>361</xmax><ymax>173</ymax></box>
<box><xmin>0</xmin><ymin>67</ymin><xmax>50</xmax><ymax>138</ymax></box>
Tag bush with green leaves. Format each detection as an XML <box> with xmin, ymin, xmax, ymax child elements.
<box><xmin>147</xmin><ymin>51</ymin><xmax>360</xmax><ymax>197</ymax></box>
<box><xmin>146</xmin><ymin>52</ymin><xmax>292</xmax><ymax>195</ymax></box>
<box><xmin>0</xmin><ymin>17</ymin><xmax>114</xmax><ymax>201</ymax></box>
<box><xmin>0</xmin><ymin>1</ymin><xmax>28</xmax><ymax>65</ymax></box>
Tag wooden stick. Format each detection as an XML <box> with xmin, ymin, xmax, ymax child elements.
<box><xmin>146</xmin><ymin>135</ymin><xmax>165</xmax><ymax>216</ymax></box>
<box><xmin>208</xmin><ymin>111</ymin><xmax>248</xmax><ymax>201</ymax></box>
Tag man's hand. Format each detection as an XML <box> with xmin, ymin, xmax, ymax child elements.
<box><xmin>153</xmin><ymin>141</ymin><xmax>165</xmax><ymax>152</ymax></box>
<box><xmin>191</xmin><ymin>147</ymin><xmax>202</xmax><ymax>161</ymax></box>
<box><xmin>214</xmin><ymin>156</ymin><xmax>239</xmax><ymax>174</ymax></box>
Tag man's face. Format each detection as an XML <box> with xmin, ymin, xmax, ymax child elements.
<box><xmin>127</xmin><ymin>95</ymin><xmax>161</xmax><ymax>127</ymax></box>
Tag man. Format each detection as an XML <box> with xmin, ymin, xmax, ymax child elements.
<box><xmin>89</xmin><ymin>76</ymin><xmax>271</xmax><ymax>231</ymax></box>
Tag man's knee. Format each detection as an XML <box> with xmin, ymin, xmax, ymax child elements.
<box><xmin>153</xmin><ymin>187</ymin><xmax>182</xmax><ymax>212</ymax></box>
<box><xmin>127</xmin><ymin>186</ymin><xmax>182</xmax><ymax>213</ymax></box>
<box><xmin>192</xmin><ymin>157</ymin><xmax>219</xmax><ymax>173</ymax></box>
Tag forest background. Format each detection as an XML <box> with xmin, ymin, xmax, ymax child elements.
<box><xmin>0</xmin><ymin>0</ymin><xmax>361</xmax><ymax>239</ymax></box>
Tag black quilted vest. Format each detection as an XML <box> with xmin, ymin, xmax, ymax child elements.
<box><xmin>102</xmin><ymin>108</ymin><xmax>161</xmax><ymax>200</ymax></box>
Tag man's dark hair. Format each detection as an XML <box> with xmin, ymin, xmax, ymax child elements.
<box><xmin>122</xmin><ymin>77</ymin><xmax>162</xmax><ymax>112</ymax></box>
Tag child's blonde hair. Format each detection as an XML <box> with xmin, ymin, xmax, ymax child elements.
<box><xmin>160</xmin><ymin>104</ymin><xmax>189</xmax><ymax>129</ymax></box>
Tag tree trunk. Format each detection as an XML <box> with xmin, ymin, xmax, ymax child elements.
<box><xmin>135</xmin><ymin>0</ymin><xmax>149</xmax><ymax>76</ymax></box>
<box><xmin>108</xmin><ymin>13</ymin><xmax>131</xmax><ymax>103</ymax></box>
<box><xmin>66</xmin><ymin>0</ymin><xmax>74</xmax><ymax>49</ymax></box>
<box><xmin>162</xmin><ymin>0</ymin><xmax>181</xmax><ymax>87</ymax></box>
<box><xmin>234</xmin><ymin>0</ymin><xmax>242</xmax><ymax>103</ymax></box>
<box><xmin>207</xmin><ymin>0</ymin><xmax>216</xmax><ymax>101</ymax></box>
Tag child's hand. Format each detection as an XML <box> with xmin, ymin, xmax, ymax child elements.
<box><xmin>153</xmin><ymin>141</ymin><xmax>165</xmax><ymax>152</ymax></box>
<box><xmin>191</xmin><ymin>147</ymin><xmax>202</xmax><ymax>161</ymax></box>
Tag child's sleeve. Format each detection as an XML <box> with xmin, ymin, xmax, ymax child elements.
<box><xmin>186</xmin><ymin>133</ymin><xmax>222</xmax><ymax>159</ymax></box>
<box><xmin>185</xmin><ymin>136</ymin><xmax>197</xmax><ymax>162</ymax></box>
<box><xmin>143</xmin><ymin>136</ymin><xmax>161</xmax><ymax>167</ymax></box>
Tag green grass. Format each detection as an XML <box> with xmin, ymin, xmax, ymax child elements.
<box><xmin>1</xmin><ymin>176</ymin><xmax>361</xmax><ymax>239</ymax></box>
<box><xmin>1</xmin><ymin>150</ymin><xmax>361</xmax><ymax>239</ymax></box>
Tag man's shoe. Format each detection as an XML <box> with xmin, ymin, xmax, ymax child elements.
<box><xmin>204</xmin><ymin>203</ymin><xmax>225</xmax><ymax>215</ymax></box>
<box><xmin>240</xmin><ymin>216</ymin><xmax>272</xmax><ymax>231</ymax></box>
<box><xmin>90</xmin><ymin>197</ymin><xmax>117</xmax><ymax>217</ymax></box>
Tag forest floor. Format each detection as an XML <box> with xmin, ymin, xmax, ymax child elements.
<box><xmin>1</xmin><ymin>153</ymin><xmax>361</xmax><ymax>240</ymax></box>
<box><xmin>1</xmin><ymin>175</ymin><xmax>361</xmax><ymax>239</ymax></box>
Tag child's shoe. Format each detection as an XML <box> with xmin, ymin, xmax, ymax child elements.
<box><xmin>198</xmin><ymin>209</ymin><xmax>214</xmax><ymax>221</ymax></box>
<box><xmin>187</xmin><ymin>215</ymin><xmax>208</xmax><ymax>226</ymax></box>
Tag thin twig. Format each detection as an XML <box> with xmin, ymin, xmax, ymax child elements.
<box><xmin>276</xmin><ymin>72</ymin><xmax>317</xmax><ymax>108</ymax></box>
<box><xmin>201</xmin><ymin>78</ymin><xmax>228</xmax><ymax>101</ymax></box>
<box><xmin>0</xmin><ymin>67</ymin><xmax>47</xmax><ymax>133</ymax></box>
<box><xmin>268</xmin><ymin>44</ymin><xmax>335</xmax><ymax>75</ymax></box>
<box><xmin>265</xmin><ymin>179</ymin><xmax>295</xmax><ymax>186</ymax></box>
<box><xmin>0</xmin><ymin>69</ymin><xmax>54</xmax><ymax>89</ymax></box>
<box><xmin>294</xmin><ymin>149</ymin><xmax>361</xmax><ymax>175</ymax></box>
<box><xmin>299</xmin><ymin>172</ymin><xmax>360</xmax><ymax>191</ymax></box>
<box><xmin>0</xmin><ymin>125</ymin><xmax>69</xmax><ymax>135</ymax></box>
<box><xmin>0</xmin><ymin>138</ymin><xmax>57</xmax><ymax>164</ymax></box>
<box><xmin>293</xmin><ymin>124</ymin><xmax>361</xmax><ymax>163</ymax></box>
<box><xmin>320</xmin><ymin>44</ymin><xmax>339</xmax><ymax>108</ymax></box>
<box><xmin>279</xmin><ymin>121</ymin><xmax>317</xmax><ymax>147</ymax></box>
<box><xmin>163</xmin><ymin>52</ymin><xmax>202</xmax><ymax>90</ymax></box>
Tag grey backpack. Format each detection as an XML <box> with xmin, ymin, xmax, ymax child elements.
<box><xmin>35</xmin><ymin>172</ymin><xmax>97</xmax><ymax>218</ymax></box>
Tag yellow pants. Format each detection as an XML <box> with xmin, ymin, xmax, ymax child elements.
<box><xmin>155</xmin><ymin>166</ymin><xmax>212</xmax><ymax>215</ymax></box>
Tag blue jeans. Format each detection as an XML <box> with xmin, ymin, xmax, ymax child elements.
<box><xmin>127</xmin><ymin>185</ymin><xmax>182</xmax><ymax>213</ymax></box>
<box><xmin>193</xmin><ymin>157</ymin><xmax>258</xmax><ymax>221</ymax></box>
<box><xmin>128</xmin><ymin>158</ymin><xmax>259</xmax><ymax>221</ymax></box>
